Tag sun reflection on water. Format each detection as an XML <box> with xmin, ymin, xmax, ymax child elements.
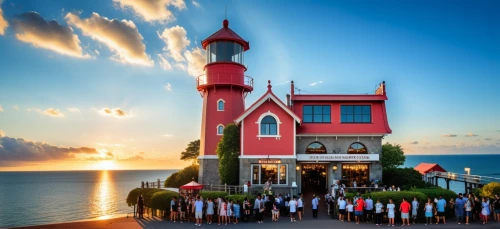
<box><xmin>89</xmin><ymin>170</ymin><xmax>116</xmax><ymax>219</ymax></box>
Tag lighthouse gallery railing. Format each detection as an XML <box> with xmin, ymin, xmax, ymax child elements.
<box><xmin>196</xmin><ymin>73</ymin><xmax>254</xmax><ymax>89</ymax></box>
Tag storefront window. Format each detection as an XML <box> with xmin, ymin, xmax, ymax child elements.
<box><xmin>251</xmin><ymin>164</ymin><xmax>287</xmax><ymax>185</ymax></box>
<box><xmin>341</xmin><ymin>163</ymin><xmax>369</xmax><ymax>186</ymax></box>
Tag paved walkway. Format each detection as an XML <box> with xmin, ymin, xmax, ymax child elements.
<box><xmin>13</xmin><ymin>215</ymin><xmax>499</xmax><ymax>229</ymax></box>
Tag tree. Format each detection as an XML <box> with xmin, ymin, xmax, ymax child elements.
<box><xmin>216</xmin><ymin>123</ymin><xmax>240</xmax><ymax>185</ymax></box>
<box><xmin>164</xmin><ymin>164</ymin><xmax>199</xmax><ymax>188</ymax></box>
<box><xmin>479</xmin><ymin>182</ymin><xmax>500</xmax><ymax>198</ymax></box>
<box><xmin>383</xmin><ymin>168</ymin><xmax>426</xmax><ymax>190</ymax></box>
<box><xmin>180</xmin><ymin>139</ymin><xmax>200</xmax><ymax>165</ymax></box>
<box><xmin>381</xmin><ymin>142</ymin><xmax>406</xmax><ymax>170</ymax></box>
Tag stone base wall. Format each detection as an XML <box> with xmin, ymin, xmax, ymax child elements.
<box><xmin>199</xmin><ymin>159</ymin><xmax>220</xmax><ymax>185</ymax></box>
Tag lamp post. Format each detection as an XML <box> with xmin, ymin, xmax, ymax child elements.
<box><xmin>464</xmin><ymin>167</ymin><xmax>470</xmax><ymax>175</ymax></box>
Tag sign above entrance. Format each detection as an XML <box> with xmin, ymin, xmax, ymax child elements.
<box><xmin>258</xmin><ymin>159</ymin><xmax>282</xmax><ymax>164</ymax></box>
<box><xmin>297</xmin><ymin>154</ymin><xmax>379</xmax><ymax>162</ymax></box>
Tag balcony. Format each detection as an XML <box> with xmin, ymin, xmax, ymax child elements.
<box><xmin>196</xmin><ymin>73</ymin><xmax>254</xmax><ymax>91</ymax></box>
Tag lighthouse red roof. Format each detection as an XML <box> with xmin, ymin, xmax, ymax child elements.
<box><xmin>202</xmin><ymin>19</ymin><xmax>250</xmax><ymax>51</ymax></box>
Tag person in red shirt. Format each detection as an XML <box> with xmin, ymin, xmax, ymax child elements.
<box><xmin>400</xmin><ymin>198</ymin><xmax>411</xmax><ymax>226</ymax></box>
<box><xmin>355</xmin><ymin>197</ymin><xmax>365</xmax><ymax>224</ymax></box>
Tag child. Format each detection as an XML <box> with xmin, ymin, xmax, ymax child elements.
<box><xmin>424</xmin><ymin>198</ymin><xmax>435</xmax><ymax>226</ymax></box>
<box><xmin>219</xmin><ymin>199</ymin><xmax>227</xmax><ymax>225</ymax></box>
<box><xmin>346</xmin><ymin>198</ymin><xmax>354</xmax><ymax>222</ymax></box>
<box><xmin>387</xmin><ymin>198</ymin><xmax>396</xmax><ymax>227</ymax></box>
<box><xmin>227</xmin><ymin>200</ymin><xmax>232</xmax><ymax>225</ymax></box>
<box><xmin>272</xmin><ymin>200</ymin><xmax>280</xmax><ymax>221</ymax></box>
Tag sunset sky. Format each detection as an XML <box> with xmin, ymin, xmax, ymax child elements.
<box><xmin>0</xmin><ymin>0</ymin><xmax>499</xmax><ymax>171</ymax></box>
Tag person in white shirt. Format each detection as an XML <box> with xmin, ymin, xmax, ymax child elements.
<box><xmin>346</xmin><ymin>199</ymin><xmax>354</xmax><ymax>222</ymax></box>
<box><xmin>338</xmin><ymin>197</ymin><xmax>347</xmax><ymax>222</ymax></box>
<box><xmin>412</xmin><ymin>196</ymin><xmax>420</xmax><ymax>224</ymax></box>
<box><xmin>387</xmin><ymin>198</ymin><xmax>396</xmax><ymax>227</ymax></box>
<box><xmin>297</xmin><ymin>195</ymin><xmax>304</xmax><ymax>220</ymax></box>
<box><xmin>375</xmin><ymin>199</ymin><xmax>384</xmax><ymax>226</ymax></box>
<box><xmin>289</xmin><ymin>196</ymin><xmax>298</xmax><ymax>222</ymax></box>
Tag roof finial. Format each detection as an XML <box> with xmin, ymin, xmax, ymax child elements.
<box><xmin>267</xmin><ymin>80</ymin><xmax>272</xmax><ymax>91</ymax></box>
<box><xmin>223</xmin><ymin>7</ymin><xmax>229</xmax><ymax>28</ymax></box>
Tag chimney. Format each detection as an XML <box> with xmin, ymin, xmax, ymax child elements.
<box><xmin>286</xmin><ymin>94</ymin><xmax>291</xmax><ymax>107</ymax></box>
<box><xmin>290</xmin><ymin>80</ymin><xmax>294</xmax><ymax>98</ymax></box>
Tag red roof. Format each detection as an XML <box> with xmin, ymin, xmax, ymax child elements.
<box><xmin>414</xmin><ymin>163</ymin><xmax>447</xmax><ymax>175</ymax></box>
<box><xmin>202</xmin><ymin>19</ymin><xmax>250</xmax><ymax>51</ymax></box>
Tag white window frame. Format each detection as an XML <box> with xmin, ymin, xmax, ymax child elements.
<box><xmin>217</xmin><ymin>99</ymin><xmax>225</xmax><ymax>111</ymax></box>
<box><xmin>250</xmin><ymin>164</ymin><xmax>288</xmax><ymax>185</ymax></box>
<box><xmin>255</xmin><ymin>111</ymin><xmax>282</xmax><ymax>139</ymax></box>
<box><xmin>217</xmin><ymin>124</ymin><xmax>224</xmax><ymax>135</ymax></box>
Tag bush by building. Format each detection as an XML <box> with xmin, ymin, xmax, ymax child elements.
<box><xmin>126</xmin><ymin>188</ymin><xmax>163</xmax><ymax>207</ymax></box>
<box><xmin>150</xmin><ymin>190</ymin><xmax>179</xmax><ymax>214</ymax></box>
<box><xmin>383</xmin><ymin>167</ymin><xmax>426</xmax><ymax>190</ymax></box>
<box><xmin>199</xmin><ymin>191</ymin><xmax>229</xmax><ymax>200</ymax></box>
<box><xmin>414</xmin><ymin>187</ymin><xmax>457</xmax><ymax>202</ymax></box>
<box><xmin>226</xmin><ymin>194</ymin><xmax>256</xmax><ymax>205</ymax></box>
<box><xmin>164</xmin><ymin>165</ymin><xmax>199</xmax><ymax>188</ymax></box>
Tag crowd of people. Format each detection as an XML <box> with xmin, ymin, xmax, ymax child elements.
<box><xmin>137</xmin><ymin>188</ymin><xmax>500</xmax><ymax>227</ymax></box>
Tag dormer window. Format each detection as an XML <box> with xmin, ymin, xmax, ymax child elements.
<box><xmin>217</xmin><ymin>124</ymin><xmax>224</xmax><ymax>135</ymax></box>
<box><xmin>256</xmin><ymin>112</ymin><xmax>282</xmax><ymax>138</ymax></box>
<box><xmin>217</xmin><ymin>99</ymin><xmax>225</xmax><ymax>111</ymax></box>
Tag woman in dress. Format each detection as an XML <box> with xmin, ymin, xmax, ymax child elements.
<box><xmin>219</xmin><ymin>198</ymin><xmax>227</xmax><ymax>225</ymax></box>
<box><xmin>272</xmin><ymin>199</ymin><xmax>280</xmax><ymax>221</ymax></box>
<box><xmin>387</xmin><ymin>198</ymin><xmax>396</xmax><ymax>227</ymax></box>
<box><xmin>206</xmin><ymin>198</ymin><xmax>214</xmax><ymax>225</ymax></box>
<box><xmin>424</xmin><ymin>198</ymin><xmax>435</xmax><ymax>226</ymax></box>
<box><xmin>481</xmin><ymin>197</ymin><xmax>491</xmax><ymax>224</ymax></box>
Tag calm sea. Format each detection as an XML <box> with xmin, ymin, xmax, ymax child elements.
<box><xmin>404</xmin><ymin>154</ymin><xmax>500</xmax><ymax>193</ymax></box>
<box><xmin>0</xmin><ymin>170</ymin><xmax>176</xmax><ymax>228</ymax></box>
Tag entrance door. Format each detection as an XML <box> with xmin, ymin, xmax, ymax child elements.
<box><xmin>301</xmin><ymin>163</ymin><xmax>328</xmax><ymax>193</ymax></box>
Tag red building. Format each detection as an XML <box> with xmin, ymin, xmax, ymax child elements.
<box><xmin>197</xmin><ymin>19</ymin><xmax>392</xmax><ymax>193</ymax></box>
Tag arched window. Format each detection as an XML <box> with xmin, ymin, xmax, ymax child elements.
<box><xmin>306</xmin><ymin>142</ymin><xmax>327</xmax><ymax>154</ymax></box>
<box><xmin>217</xmin><ymin>99</ymin><xmax>225</xmax><ymax>111</ymax></box>
<box><xmin>348</xmin><ymin>143</ymin><xmax>367</xmax><ymax>154</ymax></box>
<box><xmin>260</xmin><ymin>116</ymin><xmax>277</xmax><ymax>135</ymax></box>
<box><xmin>217</xmin><ymin>124</ymin><xmax>224</xmax><ymax>135</ymax></box>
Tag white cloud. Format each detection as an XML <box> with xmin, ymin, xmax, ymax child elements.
<box><xmin>67</xmin><ymin>108</ymin><xmax>80</xmax><ymax>112</ymax></box>
<box><xmin>485</xmin><ymin>138</ymin><xmax>492</xmax><ymax>141</ymax></box>
<box><xmin>40</xmin><ymin>108</ymin><xmax>64</xmax><ymax>117</ymax></box>
<box><xmin>174</xmin><ymin>62</ymin><xmax>186</xmax><ymax>71</ymax></box>
<box><xmin>158</xmin><ymin>25</ymin><xmax>190</xmax><ymax>62</ymax></box>
<box><xmin>0</xmin><ymin>0</ymin><xmax>8</xmax><ymax>36</ymax></box>
<box><xmin>409</xmin><ymin>141</ymin><xmax>419</xmax><ymax>145</ymax></box>
<box><xmin>94</xmin><ymin>49</ymin><xmax>100</xmax><ymax>55</ymax></box>
<box><xmin>0</xmin><ymin>129</ymin><xmax>5</xmax><ymax>138</ymax></box>
<box><xmin>465</xmin><ymin>133</ymin><xmax>479</xmax><ymax>137</ymax></box>
<box><xmin>13</xmin><ymin>105</ymin><xmax>19</xmax><ymax>110</ymax></box>
<box><xmin>192</xmin><ymin>1</ymin><xmax>201</xmax><ymax>8</ymax></box>
<box><xmin>12</xmin><ymin>12</ymin><xmax>89</xmax><ymax>58</ymax></box>
<box><xmin>184</xmin><ymin>47</ymin><xmax>205</xmax><ymax>77</ymax></box>
<box><xmin>157</xmin><ymin>54</ymin><xmax>172</xmax><ymax>70</ymax></box>
<box><xmin>66</xmin><ymin>12</ymin><xmax>154</xmax><ymax>66</ymax></box>
<box><xmin>0</xmin><ymin>104</ymin><xmax>3</xmax><ymax>112</ymax></box>
<box><xmin>163</xmin><ymin>134</ymin><xmax>173</xmax><ymax>137</ymax></box>
<box><xmin>113</xmin><ymin>0</ymin><xmax>186</xmax><ymax>23</ymax></box>
<box><xmin>164</xmin><ymin>83</ymin><xmax>172</xmax><ymax>91</ymax></box>
<box><xmin>442</xmin><ymin>134</ymin><xmax>457</xmax><ymax>137</ymax></box>
<box><xmin>309</xmin><ymin>81</ymin><xmax>323</xmax><ymax>86</ymax></box>
<box><xmin>97</xmin><ymin>107</ymin><xmax>130</xmax><ymax>118</ymax></box>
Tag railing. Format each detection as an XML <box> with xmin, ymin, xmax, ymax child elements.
<box><xmin>428</xmin><ymin>171</ymin><xmax>500</xmax><ymax>185</ymax></box>
<box><xmin>196</xmin><ymin>73</ymin><xmax>254</xmax><ymax>89</ymax></box>
<box><xmin>204</xmin><ymin>184</ymin><xmax>245</xmax><ymax>195</ymax></box>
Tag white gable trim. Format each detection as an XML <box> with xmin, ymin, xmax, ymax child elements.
<box><xmin>255</xmin><ymin>111</ymin><xmax>282</xmax><ymax>139</ymax></box>
<box><xmin>235</xmin><ymin>93</ymin><xmax>301</xmax><ymax>123</ymax></box>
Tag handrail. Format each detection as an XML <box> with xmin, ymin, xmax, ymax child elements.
<box><xmin>196</xmin><ymin>73</ymin><xmax>254</xmax><ymax>89</ymax></box>
<box><xmin>428</xmin><ymin>171</ymin><xmax>500</xmax><ymax>184</ymax></box>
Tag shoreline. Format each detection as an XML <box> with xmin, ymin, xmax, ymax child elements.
<box><xmin>8</xmin><ymin>216</ymin><xmax>135</xmax><ymax>229</ymax></box>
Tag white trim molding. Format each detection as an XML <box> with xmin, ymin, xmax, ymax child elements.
<box><xmin>217</xmin><ymin>124</ymin><xmax>224</xmax><ymax>135</ymax></box>
<box><xmin>239</xmin><ymin>155</ymin><xmax>297</xmax><ymax>159</ymax></box>
<box><xmin>255</xmin><ymin>111</ymin><xmax>282</xmax><ymax>139</ymax></box>
<box><xmin>198</xmin><ymin>155</ymin><xmax>219</xmax><ymax>159</ymax></box>
<box><xmin>296</xmin><ymin>134</ymin><xmax>386</xmax><ymax>137</ymax></box>
<box><xmin>241</xmin><ymin>120</ymin><xmax>244</xmax><ymax>156</ymax></box>
<box><xmin>217</xmin><ymin>99</ymin><xmax>225</xmax><ymax>111</ymax></box>
<box><xmin>235</xmin><ymin>93</ymin><xmax>301</xmax><ymax>123</ymax></box>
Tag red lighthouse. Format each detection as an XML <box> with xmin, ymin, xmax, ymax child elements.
<box><xmin>197</xmin><ymin>19</ymin><xmax>253</xmax><ymax>185</ymax></box>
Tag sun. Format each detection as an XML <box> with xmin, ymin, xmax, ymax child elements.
<box><xmin>97</xmin><ymin>160</ymin><xmax>116</xmax><ymax>170</ymax></box>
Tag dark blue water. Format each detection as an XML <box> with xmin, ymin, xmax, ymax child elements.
<box><xmin>0</xmin><ymin>170</ymin><xmax>176</xmax><ymax>228</ymax></box>
<box><xmin>404</xmin><ymin>154</ymin><xmax>500</xmax><ymax>193</ymax></box>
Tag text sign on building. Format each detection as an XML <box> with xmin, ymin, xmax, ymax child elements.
<box><xmin>258</xmin><ymin>159</ymin><xmax>282</xmax><ymax>164</ymax></box>
<box><xmin>296</xmin><ymin>154</ymin><xmax>379</xmax><ymax>161</ymax></box>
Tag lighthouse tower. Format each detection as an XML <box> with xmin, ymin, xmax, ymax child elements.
<box><xmin>197</xmin><ymin>19</ymin><xmax>253</xmax><ymax>185</ymax></box>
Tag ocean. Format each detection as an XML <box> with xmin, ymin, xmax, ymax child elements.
<box><xmin>0</xmin><ymin>170</ymin><xmax>176</xmax><ymax>228</ymax></box>
<box><xmin>404</xmin><ymin>154</ymin><xmax>500</xmax><ymax>193</ymax></box>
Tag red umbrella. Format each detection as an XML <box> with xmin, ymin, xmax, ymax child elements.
<box><xmin>180</xmin><ymin>181</ymin><xmax>204</xmax><ymax>190</ymax></box>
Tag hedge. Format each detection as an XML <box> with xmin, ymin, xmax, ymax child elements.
<box><xmin>150</xmin><ymin>190</ymin><xmax>178</xmax><ymax>213</ymax></box>
<box><xmin>226</xmin><ymin>194</ymin><xmax>256</xmax><ymax>204</ymax></box>
<box><xmin>414</xmin><ymin>188</ymin><xmax>457</xmax><ymax>202</ymax></box>
<box><xmin>126</xmin><ymin>188</ymin><xmax>163</xmax><ymax>207</ymax></box>
<box><xmin>199</xmin><ymin>191</ymin><xmax>229</xmax><ymax>200</ymax></box>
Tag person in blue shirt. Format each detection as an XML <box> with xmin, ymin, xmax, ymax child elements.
<box><xmin>312</xmin><ymin>194</ymin><xmax>319</xmax><ymax>218</ymax></box>
<box><xmin>436</xmin><ymin>196</ymin><xmax>447</xmax><ymax>224</ymax></box>
<box><xmin>455</xmin><ymin>193</ymin><xmax>466</xmax><ymax>224</ymax></box>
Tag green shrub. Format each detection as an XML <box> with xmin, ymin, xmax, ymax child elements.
<box><xmin>383</xmin><ymin>168</ymin><xmax>426</xmax><ymax>190</ymax></box>
<box><xmin>126</xmin><ymin>188</ymin><xmax>163</xmax><ymax>207</ymax></box>
<box><xmin>480</xmin><ymin>182</ymin><xmax>500</xmax><ymax>199</ymax></box>
<box><xmin>199</xmin><ymin>191</ymin><xmax>229</xmax><ymax>200</ymax></box>
<box><xmin>415</xmin><ymin>188</ymin><xmax>457</xmax><ymax>202</ymax></box>
<box><xmin>150</xmin><ymin>190</ymin><xmax>178</xmax><ymax>212</ymax></box>
<box><xmin>226</xmin><ymin>194</ymin><xmax>255</xmax><ymax>204</ymax></box>
<box><xmin>164</xmin><ymin>165</ymin><xmax>199</xmax><ymax>188</ymax></box>
<box><xmin>472</xmin><ymin>187</ymin><xmax>482</xmax><ymax>198</ymax></box>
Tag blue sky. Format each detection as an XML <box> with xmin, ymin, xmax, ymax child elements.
<box><xmin>0</xmin><ymin>0</ymin><xmax>499</xmax><ymax>170</ymax></box>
